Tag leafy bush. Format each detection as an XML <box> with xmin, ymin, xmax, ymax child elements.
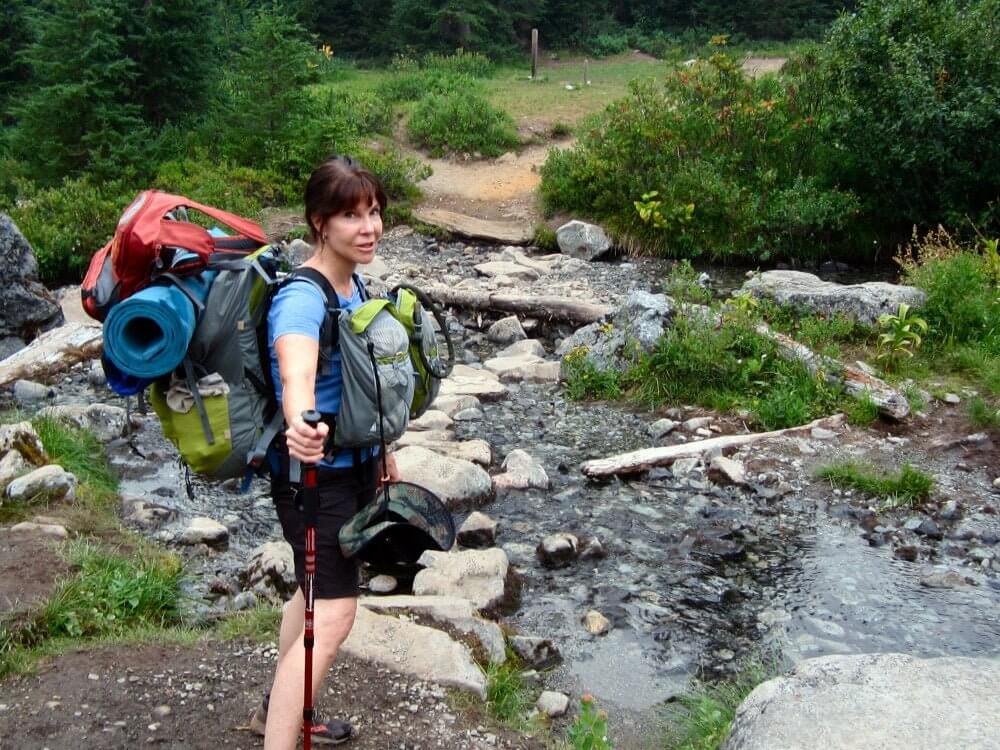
<box><xmin>664</xmin><ymin>259</ymin><xmax>712</xmax><ymax>304</ymax></box>
<box><xmin>8</xmin><ymin>177</ymin><xmax>130</xmax><ymax>283</ymax></box>
<box><xmin>407</xmin><ymin>89</ymin><xmax>518</xmax><ymax>157</ymax></box>
<box><xmin>563</xmin><ymin>345</ymin><xmax>623</xmax><ymax>401</ymax></box>
<box><xmin>540</xmin><ymin>50</ymin><xmax>859</xmax><ymax>262</ymax></box>
<box><xmin>154</xmin><ymin>159</ymin><xmax>295</xmax><ymax>219</ymax></box>
<box><xmin>817</xmin><ymin>0</ymin><xmax>1000</xmax><ymax>237</ymax></box>
<box><xmin>422</xmin><ymin>50</ymin><xmax>494</xmax><ymax>78</ymax></box>
<box><xmin>588</xmin><ymin>31</ymin><xmax>631</xmax><ymax>57</ymax></box>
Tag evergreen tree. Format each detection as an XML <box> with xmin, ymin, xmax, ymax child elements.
<box><xmin>121</xmin><ymin>0</ymin><xmax>222</xmax><ymax>127</ymax></box>
<box><xmin>0</xmin><ymin>0</ymin><xmax>33</xmax><ymax>124</ymax></box>
<box><xmin>11</xmin><ymin>0</ymin><xmax>147</xmax><ymax>183</ymax></box>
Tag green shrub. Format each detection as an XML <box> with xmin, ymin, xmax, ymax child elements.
<box><xmin>38</xmin><ymin>542</ymin><xmax>183</xmax><ymax>640</ymax></box>
<box><xmin>967</xmin><ymin>396</ymin><xmax>1000</xmax><ymax>430</ymax></box>
<box><xmin>376</xmin><ymin>69</ymin><xmax>483</xmax><ymax>104</ymax></box>
<box><xmin>154</xmin><ymin>158</ymin><xmax>295</xmax><ymax>219</ymax></box>
<box><xmin>664</xmin><ymin>259</ymin><xmax>712</xmax><ymax>304</ymax></box>
<box><xmin>846</xmin><ymin>393</ymin><xmax>880</xmax><ymax>426</ymax></box>
<box><xmin>422</xmin><ymin>50</ymin><xmax>494</xmax><ymax>78</ymax></box>
<box><xmin>563</xmin><ymin>345</ymin><xmax>623</xmax><ymax>401</ymax></box>
<box><xmin>816</xmin><ymin>462</ymin><xmax>934</xmax><ymax>507</ymax></box>
<box><xmin>485</xmin><ymin>659</ymin><xmax>532</xmax><ymax>727</ymax></box>
<box><xmin>540</xmin><ymin>51</ymin><xmax>859</xmax><ymax>262</ymax></box>
<box><xmin>588</xmin><ymin>31</ymin><xmax>631</xmax><ymax>57</ymax></box>
<box><xmin>533</xmin><ymin>224</ymin><xmax>558</xmax><ymax>251</ymax></box>
<box><xmin>8</xmin><ymin>176</ymin><xmax>130</xmax><ymax>283</ymax></box>
<box><xmin>567</xmin><ymin>694</ymin><xmax>613</xmax><ymax>750</ymax></box>
<box><xmin>407</xmin><ymin>89</ymin><xmax>518</xmax><ymax>157</ymax></box>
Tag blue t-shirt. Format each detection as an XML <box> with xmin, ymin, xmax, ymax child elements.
<box><xmin>267</xmin><ymin>275</ymin><xmax>374</xmax><ymax>469</ymax></box>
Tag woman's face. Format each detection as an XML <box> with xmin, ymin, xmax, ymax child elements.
<box><xmin>316</xmin><ymin>198</ymin><xmax>383</xmax><ymax>266</ymax></box>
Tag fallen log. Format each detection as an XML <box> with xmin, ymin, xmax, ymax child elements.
<box><xmin>0</xmin><ymin>322</ymin><xmax>103</xmax><ymax>387</ymax></box>
<box><xmin>756</xmin><ymin>325</ymin><xmax>909</xmax><ymax>420</ymax></box>
<box><xmin>580</xmin><ymin>414</ymin><xmax>846</xmax><ymax>478</ymax></box>
<box><xmin>424</xmin><ymin>286</ymin><xmax>612</xmax><ymax>325</ymax></box>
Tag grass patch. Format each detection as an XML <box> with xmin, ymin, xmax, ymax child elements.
<box><xmin>845</xmin><ymin>393</ymin><xmax>880</xmax><ymax>426</ymax></box>
<box><xmin>660</xmin><ymin>661</ymin><xmax>771</xmax><ymax>750</ymax></box>
<box><xmin>484</xmin><ymin>658</ymin><xmax>534</xmax><ymax>729</ymax></box>
<box><xmin>31</xmin><ymin>414</ymin><xmax>118</xmax><ymax>494</ymax></box>
<box><xmin>816</xmin><ymin>462</ymin><xmax>934</xmax><ymax>507</ymax></box>
<box><xmin>215</xmin><ymin>605</ymin><xmax>282</xmax><ymax>643</ymax></box>
<box><xmin>967</xmin><ymin>396</ymin><xmax>1000</xmax><ymax>429</ymax></box>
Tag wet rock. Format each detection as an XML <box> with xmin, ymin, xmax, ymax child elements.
<box><xmin>368</xmin><ymin>574</ymin><xmax>398</xmax><ymax>594</ymax></box>
<box><xmin>394</xmin><ymin>446</ymin><xmax>492</xmax><ymax>509</ymax></box>
<box><xmin>939</xmin><ymin>500</ymin><xmax>961</xmax><ymax>521</ymax></box>
<box><xmin>723</xmin><ymin>653</ymin><xmax>1000</xmax><ymax>750</ymax></box>
<box><xmin>343</xmin><ymin>606</ymin><xmax>486</xmax><ymax>698</ymax></box>
<box><xmin>707</xmin><ymin>456</ymin><xmax>747</xmax><ymax>487</ymax></box>
<box><xmin>697</xmin><ymin>536</ymin><xmax>746</xmax><ymax>563</ymax></box>
<box><xmin>967</xmin><ymin>547</ymin><xmax>995</xmax><ymax>564</ymax></box>
<box><xmin>582</xmin><ymin>610</ymin><xmax>611</xmax><ymax>635</ymax></box>
<box><xmin>10</xmin><ymin>521</ymin><xmax>68</xmax><ymax>539</ymax></box>
<box><xmin>457</xmin><ymin>511</ymin><xmax>498</xmax><ymax>549</ymax></box>
<box><xmin>916</xmin><ymin>519</ymin><xmax>943</xmax><ymax>540</ymax></box>
<box><xmin>452</xmin><ymin>407</ymin><xmax>484</xmax><ymax>421</ymax></box>
<box><xmin>6</xmin><ymin>464</ymin><xmax>76</xmax><ymax>503</ymax></box>
<box><xmin>649</xmin><ymin>418</ymin><xmax>678</xmax><ymax>438</ymax></box>
<box><xmin>919</xmin><ymin>570</ymin><xmax>972</xmax><ymax>589</ymax></box>
<box><xmin>178</xmin><ymin>517</ymin><xmax>229</xmax><ymax>549</ymax></box>
<box><xmin>243</xmin><ymin>541</ymin><xmax>296</xmax><ymax>600</ymax></box>
<box><xmin>360</xmin><ymin>594</ymin><xmax>506</xmax><ymax>664</ymax></box>
<box><xmin>38</xmin><ymin>403</ymin><xmax>127</xmax><ymax>443</ymax></box>
<box><xmin>536</xmin><ymin>691</ymin><xmax>570</xmax><ymax>718</ymax></box>
<box><xmin>121</xmin><ymin>497</ymin><xmax>177</xmax><ymax>529</ymax></box>
<box><xmin>579</xmin><ymin>536</ymin><xmax>607</xmax><ymax>560</ymax></box>
<box><xmin>894</xmin><ymin>545</ymin><xmax>919</xmax><ymax>562</ymax></box>
<box><xmin>556</xmin><ymin>220</ymin><xmax>611</xmax><ymax>261</ymax></box>
<box><xmin>0</xmin><ymin>421</ymin><xmax>47</xmax><ymax>465</ymax></box>
<box><xmin>486</xmin><ymin>316</ymin><xmax>527</xmax><ymax>345</ymax></box>
<box><xmin>12</xmin><ymin>379</ymin><xmax>53</xmax><ymax>403</ymax></box>
<box><xmin>0</xmin><ymin>450</ymin><xmax>29</xmax><ymax>492</ymax></box>
<box><xmin>740</xmin><ymin>270</ymin><xmax>926</xmax><ymax>326</ymax></box>
<box><xmin>671</xmin><ymin>457</ymin><xmax>700</xmax><ymax>477</ymax></box>
<box><xmin>0</xmin><ymin>214</ymin><xmax>63</xmax><ymax>341</ymax></box>
<box><xmin>509</xmin><ymin>635</ymin><xmax>561</xmax><ymax>668</ymax></box>
<box><xmin>993</xmin><ymin>477</ymin><xmax>1000</xmax><ymax>491</ymax></box>
<box><xmin>537</xmin><ymin>532</ymin><xmax>579</xmax><ymax>568</ymax></box>
<box><xmin>493</xmin><ymin>449</ymin><xmax>549</xmax><ymax>490</ymax></box>
<box><xmin>496</xmin><ymin>339</ymin><xmax>546</xmax><ymax>359</ymax></box>
<box><xmin>232</xmin><ymin>591</ymin><xmax>257</xmax><ymax>611</ymax></box>
<box><xmin>413</xmin><ymin>548</ymin><xmax>509</xmax><ymax>614</ymax></box>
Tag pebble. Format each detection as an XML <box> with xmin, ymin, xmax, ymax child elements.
<box><xmin>943</xmin><ymin>393</ymin><xmax>961</xmax><ymax>404</ymax></box>
<box><xmin>152</xmin><ymin>705</ymin><xmax>172</xmax><ymax>718</ymax></box>
<box><xmin>582</xmin><ymin>610</ymin><xmax>611</xmax><ymax>635</ymax></box>
<box><xmin>88</xmin><ymin>673</ymin><xmax>99</xmax><ymax>681</ymax></box>
<box><xmin>993</xmin><ymin>477</ymin><xmax>1000</xmax><ymax>490</ymax></box>
<box><xmin>368</xmin><ymin>574</ymin><xmax>398</xmax><ymax>594</ymax></box>
<box><xmin>536</xmin><ymin>691</ymin><xmax>570</xmax><ymax>717</ymax></box>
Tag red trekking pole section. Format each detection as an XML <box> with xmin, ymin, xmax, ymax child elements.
<box><xmin>300</xmin><ymin>409</ymin><xmax>323</xmax><ymax>750</ymax></box>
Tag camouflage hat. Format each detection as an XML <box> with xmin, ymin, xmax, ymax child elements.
<box><xmin>339</xmin><ymin>481</ymin><xmax>456</xmax><ymax>570</ymax></box>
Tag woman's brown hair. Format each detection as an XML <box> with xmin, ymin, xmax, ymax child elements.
<box><xmin>304</xmin><ymin>155</ymin><xmax>388</xmax><ymax>243</ymax></box>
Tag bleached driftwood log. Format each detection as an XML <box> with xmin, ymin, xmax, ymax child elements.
<box><xmin>0</xmin><ymin>322</ymin><xmax>103</xmax><ymax>387</ymax></box>
<box><xmin>424</xmin><ymin>286</ymin><xmax>611</xmax><ymax>326</ymax></box>
<box><xmin>580</xmin><ymin>413</ymin><xmax>846</xmax><ymax>478</ymax></box>
<box><xmin>757</xmin><ymin>325</ymin><xmax>909</xmax><ymax>420</ymax></box>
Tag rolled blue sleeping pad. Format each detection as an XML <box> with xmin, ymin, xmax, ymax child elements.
<box><xmin>102</xmin><ymin>270</ymin><xmax>217</xmax><ymax>379</ymax></box>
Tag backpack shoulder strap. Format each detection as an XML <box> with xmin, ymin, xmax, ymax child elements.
<box><xmin>281</xmin><ymin>268</ymin><xmax>341</xmax><ymax>375</ymax></box>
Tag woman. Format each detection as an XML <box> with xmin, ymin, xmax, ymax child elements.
<box><xmin>251</xmin><ymin>156</ymin><xmax>399</xmax><ymax>749</ymax></box>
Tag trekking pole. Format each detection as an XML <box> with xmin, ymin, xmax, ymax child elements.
<box><xmin>300</xmin><ymin>409</ymin><xmax>323</xmax><ymax>750</ymax></box>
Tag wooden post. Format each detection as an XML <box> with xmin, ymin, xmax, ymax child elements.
<box><xmin>585</xmin><ymin>58</ymin><xmax>590</xmax><ymax>85</ymax></box>
<box><xmin>531</xmin><ymin>28</ymin><xmax>538</xmax><ymax>80</ymax></box>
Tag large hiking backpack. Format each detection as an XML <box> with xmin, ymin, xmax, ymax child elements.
<box><xmin>81</xmin><ymin>190</ymin><xmax>268</xmax><ymax>322</ymax></box>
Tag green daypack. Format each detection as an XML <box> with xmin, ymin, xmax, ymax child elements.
<box><xmin>149</xmin><ymin>244</ymin><xmax>287</xmax><ymax>480</ymax></box>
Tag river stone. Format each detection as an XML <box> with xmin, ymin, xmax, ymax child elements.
<box><xmin>497</xmin><ymin>339</ymin><xmax>546</xmax><ymax>359</ymax></box>
<box><xmin>408</xmin><ymin>410</ymin><xmax>454</xmax><ymax>432</ymax></box>
<box><xmin>439</xmin><ymin>364</ymin><xmax>508</xmax><ymax>401</ymax></box>
<box><xmin>394</xmin><ymin>446</ymin><xmax>492</xmax><ymax>508</ymax></box>
<box><xmin>509</xmin><ymin>635</ymin><xmax>561</xmax><ymax>668</ymax></box>
<box><xmin>432</xmin><ymin>394</ymin><xmax>481</xmax><ymax>417</ymax></box>
<box><xmin>650</xmin><ymin>418</ymin><xmax>678</xmax><ymax>438</ymax></box>
<box><xmin>368</xmin><ymin>574</ymin><xmax>398</xmax><ymax>594</ymax></box>
<box><xmin>741</xmin><ymin>271</ymin><xmax>927</xmax><ymax>326</ymax></box>
<box><xmin>393</xmin><ymin>432</ymin><xmax>492</xmax><ymax>466</ymax></box>
<box><xmin>556</xmin><ymin>220</ymin><xmax>611</xmax><ymax>261</ymax></box>
<box><xmin>483</xmin><ymin>351</ymin><xmax>542</xmax><ymax>378</ymax></box>
<box><xmin>6</xmin><ymin>465</ymin><xmax>76</xmax><ymax>503</ymax></box>
<box><xmin>12</xmin><ymin>379</ymin><xmax>53</xmax><ymax>403</ymax></box>
<box><xmin>537</xmin><ymin>532</ymin><xmax>579</xmax><ymax>568</ymax></box>
<box><xmin>919</xmin><ymin>570</ymin><xmax>971</xmax><ymax>589</ymax></box>
<box><xmin>413</xmin><ymin>548</ymin><xmax>509</xmax><ymax>614</ymax></box>
<box><xmin>0</xmin><ymin>450</ymin><xmax>29</xmax><ymax>493</ymax></box>
<box><xmin>457</xmin><ymin>511</ymin><xmax>498</xmax><ymax>549</ymax></box>
<box><xmin>707</xmin><ymin>456</ymin><xmax>747</xmax><ymax>487</ymax></box>
<box><xmin>120</xmin><ymin>496</ymin><xmax>177</xmax><ymax>529</ymax></box>
<box><xmin>452</xmin><ymin>407</ymin><xmax>484</xmax><ymax>422</ymax></box>
<box><xmin>0</xmin><ymin>214</ymin><xmax>63</xmax><ymax>341</ymax></box>
<box><xmin>0</xmin><ymin>421</ymin><xmax>47</xmax><ymax>465</ymax></box>
<box><xmin>179</xmin><ymin>517</ymin><xmax>229</xmax><ymax>549</ymax></box>
<box><xmin>474</xmin><ymin>261</ymin><xmax>540</xmax><ymax>282</ymax></box>
<box><xmin>723</xmin><ymin>653</ymin><xmax>1000</xmax><ymax>750</ymax></box>
<box><xmin>243</xmin><ymin>541</ymin><xmax>296</xmax><ymax>600</ymax></box>
<box><xmin>343</xmin><ymin>605</ymin><xmax>486</xmax><ymax>697</ymax></box>
<box><xmin>582</xmin><ymin>610</ymin><xmax>611</xmax><ymax>635</ymax></box>
<box><xmin>494</xmin><ymin>449</ymin><xmax>549</xmax><ymax>490</ymax></box>
<box><xmin>360</xmin><ymin>594</ymin><xmax>506</xmax><ymax>664</ymax></box>
<box><xmin>10</xmin><ymin>521</ymin><xmax>68</xmax><ymax>539</ymax></box>
<box><xmin>38</xmin><ymin>404</ymin><xmax>127</xmax><ymax>443</ymax></box>
<box><xmin>536</xmin><ymin>691</ymin><xmax>570</xmax><ymax>717</ymax></box>
<box><xmin>486</xmin><ymin>315</ymin><xmax>527</xmax><ymax>345</ymax></box>
<box><xmin>992</xmin><ymin>477</ymin><xmax>1000</xmax><ymax>490</ymax></box>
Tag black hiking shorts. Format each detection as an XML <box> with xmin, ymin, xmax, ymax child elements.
<box><xmin>272</xmin><ymin>457</ymin><xmax>377</xmax><ymax>600</ymax></box>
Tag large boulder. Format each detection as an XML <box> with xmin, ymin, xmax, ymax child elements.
<box><xmin>741</xmin><ymin>271</ymin><xmax>926</xmax><ymax>326</ymax></box>
<box><xmin>413</xmin><ymin>548</ymin><xmax>510</xmax><ymax>615</ymax></box>
<box><xmin>439</xmin><ymin>364</ymin><xmax>508</xmax><ymax>401</ymax></box>
<box><xmin>0</xmin><ymin>215</ymin><xmax>63</xmax><ymax>342</ymax></box>
<box><xmin>243</xmin><ymin>541</ymin><xmax>297</xmax><ymax>601</ymax></box>
<box><xmin>38</xmin><ymin>404</ymin><xmax>127</xmax><ymax>443</ymax></box>
<box><xmin>556</xmin><ymin>220</ymin><xmax>612</xmax><ymax>261</ymax></box>
<box><xmin>557</xmin><ymin>291</ymin><xmax>674</xmax><ymax>372</ymax></box>
<box><xmin>394</xmin><ymin>446</ymin><xmax>492</xmax><ymax>509</ymax></box>
<box><xmin>723</xmin><ymin>653</ymin><xmax>1000</xmax><ymax>750</ymax></box>
<box><xmin>5</xmin><ymin>465</ymin><xmax>77</xmax><ymax>503</ymax></box>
